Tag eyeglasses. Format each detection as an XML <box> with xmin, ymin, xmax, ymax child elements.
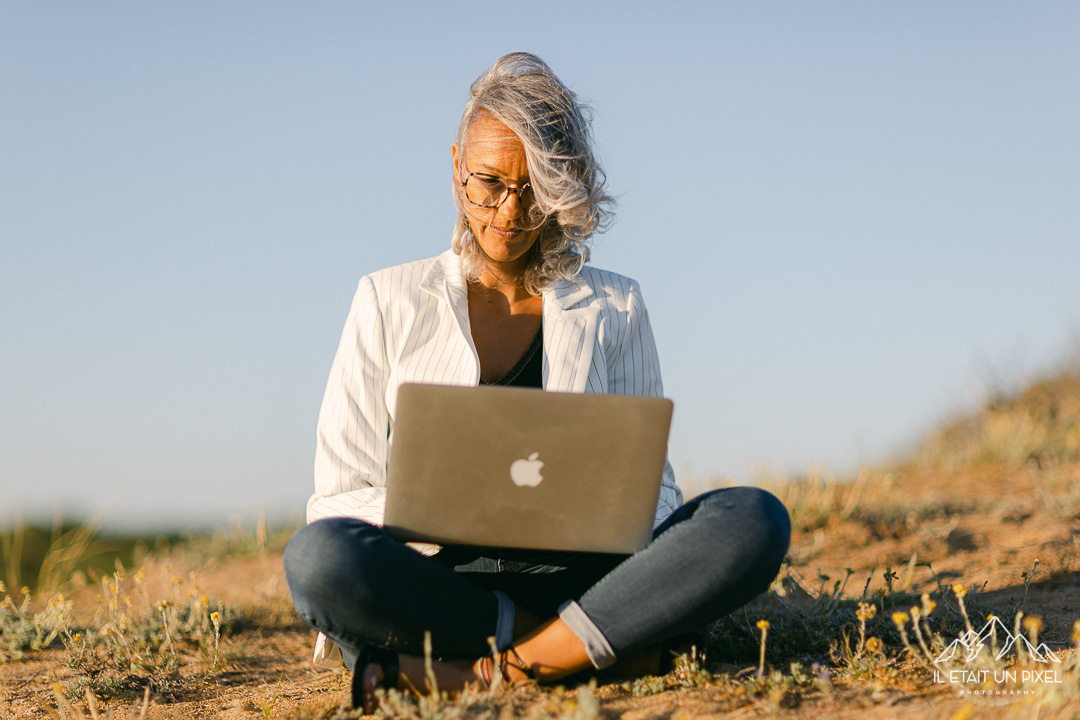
<box><xmin>460</xmin><ymin>172</ymin><xmax>535</xmax><ymax>210</ymax></box>
<box><xmin>460</xmin><ymin>172</ymin><xmax>548</xmax><ymax>231</ymax></box>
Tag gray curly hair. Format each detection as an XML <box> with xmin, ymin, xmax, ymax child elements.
<box><xmin>451</xmin><ymin>53</ymin><xmax>614</xmax><ymax>295</ymax></box>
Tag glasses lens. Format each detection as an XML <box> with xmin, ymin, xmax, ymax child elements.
<box><xmin>463</xmin><ymin>176</ymin><xmax>506</xmax><ymax>208</ymax></box>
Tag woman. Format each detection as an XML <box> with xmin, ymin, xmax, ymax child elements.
<box><xmin>284</xmin><ymin>53</ymin><xmax>791</xmax><ymax>712</ymax></box>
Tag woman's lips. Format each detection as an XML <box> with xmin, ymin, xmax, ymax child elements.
<box><xmin>488</xmin><ymin>226</ymin><xmax>521</xmax><ymax>239</ymax></box>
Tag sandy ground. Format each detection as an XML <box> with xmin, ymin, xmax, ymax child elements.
<box><xmin>2</xmin><ymin>464</ymin><xmax>1078</xmax><ymax>719</ymax></box>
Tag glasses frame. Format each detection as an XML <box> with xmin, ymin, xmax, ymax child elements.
<box><xmin>459</xmin><ymin>171</ymin><xmax>534</xmax><ymax>210</ymax></box>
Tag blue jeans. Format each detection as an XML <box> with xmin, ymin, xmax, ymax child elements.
<box><xmin>284</xmin><ymin>487</ymin><xmax>790</xmax><ymax>670</ymax></box>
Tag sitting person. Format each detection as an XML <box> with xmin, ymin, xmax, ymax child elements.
<box><xmin>284</xmin><ymin>52</ymin><xmax>791</xmax><ymax>712</ymax></box>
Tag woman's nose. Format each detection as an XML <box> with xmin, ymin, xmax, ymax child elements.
<box><xmin>498</xmin><ymin>190</ymin><xmax>525</xmax><ymax>221</ymax></box>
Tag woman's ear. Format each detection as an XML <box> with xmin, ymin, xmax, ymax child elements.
<box><xmin>451</xmin><ymin>142</ymin><xmax>460</xmax><ymax>184</ymax></box>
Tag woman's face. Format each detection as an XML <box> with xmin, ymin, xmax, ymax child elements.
<box><xmin>452</xmin><ymin>117</ymin><xmax>542</xmax><ymax>278</ymax></box>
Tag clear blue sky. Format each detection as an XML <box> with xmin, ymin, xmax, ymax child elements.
<box><xmin>2</xmin><ymin>2</ymin><xmax>1078</xmax><ymax>531</ymax></box>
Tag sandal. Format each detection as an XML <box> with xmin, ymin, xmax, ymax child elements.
<box><xmin>478</xmin><ymin>646</ymin><xmax>537</xmax><ymax>688</ymax></box>
<box><xmin>351</xmin><ymin>645</ymin><xmax>400</xmax><ymax>713</ymax></box>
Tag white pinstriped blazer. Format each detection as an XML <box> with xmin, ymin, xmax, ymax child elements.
<box><xmin>308</xmin><ymin>248</ymin><xmax>683</xmax><ymax>530</ymax></box>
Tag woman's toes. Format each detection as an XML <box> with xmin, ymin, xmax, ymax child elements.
<box><xmin>362</xmin><ymin>663</ymin><xmax>384</xmax><ymax>712</ymax></box>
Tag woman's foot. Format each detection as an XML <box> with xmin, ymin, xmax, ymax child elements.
<box><xmin>354</xmin><ymin>617</ymin><xmax>593</xmax><ymax>712</ymax></box>
<box><xmin>355</xmin><ymin>654</ymin><xmax>486</xmax><ymax>712</ymax></box>
<box><xmin>351</xmin><ymin>647</ymin><xmax>399</xmax><ymax>714</ymax></box>
<box><xmin>355</xmin><ymin>660</ymin><xmax>390</xmax><ymax>714</ymax></box>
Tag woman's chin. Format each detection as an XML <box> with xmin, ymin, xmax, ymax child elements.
<box><xmin>477</xmin><ymin>232</ymin><xmax>538</xmax><ymax>267</ymax></box>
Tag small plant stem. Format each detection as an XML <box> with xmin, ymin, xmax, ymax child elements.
<box><xmin>956</xmin><ymin>593</ymin><xmax>974</xmax><ymax>635</ymax></box>
<box><xmin>160</xmin><ymin>606</ymin><xmax>174</xmax><ymax>651</ymax></box>
<box><xmin>910</xmin><ymin>610</ymin><xmax>933</xmax><ymax>661</ymax></box>
<box><xmin>1014</xmin><ymin>612</ymin><xmax>1027</xmax><ymax>665</ymax></box>
<box><xmin>1018</xmin><ymin>559</ymin><xmax>1040</xmax><ymax>612</ymax></box>
<box><xmin>757</xmin><ymin>623</ymin><xmax>769</xmax><ymax>676</ymax></box>
<box><xmin>85</xmin><ymin>687</ymin><xmax>100</xmax><ymax>716</ymax></box>
<box><xmin>860</xmin><ymin>572</ymin><xmax>873</xmax><ymax>602</ymax></box>
<box><xmin>423</xmin><ymin>631</ymin><xmax>438</xmax><ymax>696</ymax></box>
<box><xmin>893</xmin><ymin>614</ymin><xmax>930</xmax><ymax>671</ymax></box>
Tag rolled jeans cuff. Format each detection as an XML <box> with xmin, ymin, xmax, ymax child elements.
<box><xmin>558</xmin><ymin>600</ymin><xmax>616</xmax><ymax>670</ymax></box>
<box><xmin>493</xmin><ymin>591</ymin><xmax>515</xmax><ymax>651</ymax></box>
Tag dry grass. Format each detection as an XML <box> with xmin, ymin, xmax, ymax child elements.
<box><xmin>3</xmin><ymin>365</ymin><xmax>1080</xmax><ymax>719</ymax></box>
<box><xmin>910</xmin><ymin>364</ymin><xmax>1080</xmax><ymax>474</ymax></box>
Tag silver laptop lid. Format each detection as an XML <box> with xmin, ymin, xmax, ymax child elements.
<box><xmin>384</xmin><ymin>383</ymin><xmax>673</xmax><ymax>554</ymax></box>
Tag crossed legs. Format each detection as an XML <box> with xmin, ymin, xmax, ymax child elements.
<box><xmin>285</xmin><ymin>487</ymin><xmax>790</xmax><ymax>700</ymax></box>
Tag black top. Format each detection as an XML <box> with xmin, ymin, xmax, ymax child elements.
<box><xmin>479</xmin><ymin>323</ymin><xmax>543</xmax><ymax>389</ymax></box>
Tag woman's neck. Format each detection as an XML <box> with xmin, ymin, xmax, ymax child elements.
<box><xmin>472</xmin><ymin>258</ymin><xmax>538</xmax><ymax>302</ymax></box>
<box><xmin>470</xmin><ymin>273</ymin><xmax>537</xmax><ymax>309</ymax></box>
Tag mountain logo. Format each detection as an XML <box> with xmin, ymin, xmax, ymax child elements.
<box><xmin>933</xmin><ymin>615</ymin><xmax>1062</xmax><ymax>665</ymax></box>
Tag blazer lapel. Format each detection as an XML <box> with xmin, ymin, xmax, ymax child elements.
<box><xmin>418</xmin><ymin>251</ymin><xmax>481</xmax><ymax>385</ymax></box>
<box><xmin>542</xmin><ymin>277</ymin><xmax>598</xmax><ymax>393</ymax></box>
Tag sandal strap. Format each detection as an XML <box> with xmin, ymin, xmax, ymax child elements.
<box><xmin>500</xmin><ymin>646</ymin><xmax>537</xmax><ymax>681</ymax></box>
<box><xmin>478</xmin><ymin>646</ymin><xmax>537</xmax><ymax>689</ymax></box>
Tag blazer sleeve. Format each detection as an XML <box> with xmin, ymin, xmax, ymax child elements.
<box><xmin>611</xmin><ymin>281</ymin><xmax>684</xmax><ymax>527</ymax></box>
<box><xmin>307</xmin><ymin>275</ymin><xmax>392</xmax><ymax>525</ymax></box>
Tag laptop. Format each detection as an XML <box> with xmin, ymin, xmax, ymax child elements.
<box><xmin>383</xmin><ymin>383</ymin><xmax>674</xmax><ymax>554</ymax></box>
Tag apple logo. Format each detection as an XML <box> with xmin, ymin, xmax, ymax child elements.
<box><xmin>510</xmin><ymin>452</ymin><xmax>544</xmax><ymax>487</ymax></box>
